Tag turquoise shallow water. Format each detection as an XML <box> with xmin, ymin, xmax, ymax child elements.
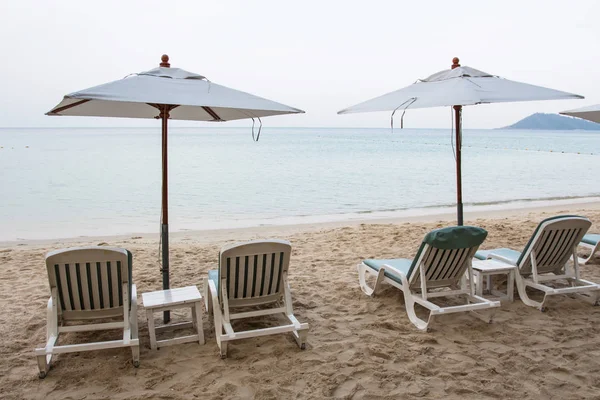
<box><xmin>1</xmin><ymin>127</ymin><xmax>599</xmax><ymax>240</ymax></box>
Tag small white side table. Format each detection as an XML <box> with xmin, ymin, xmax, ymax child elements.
<box><xmin>141</xmin><ymin>286</ymin><xmax>205</xmax><ymax>350</ymax></box>
<box><xmin>472</xmin><ymin>259</ymin><xmax>516</xmax><ymax>302</ymax></box>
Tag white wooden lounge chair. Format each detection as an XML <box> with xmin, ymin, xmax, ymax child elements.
<box><xmin>358</xmin><ymin>226</ymin><xmax>500</xmax><ymax>331</ymax></box>
<box><xmin>203</xmin><ymin>239</ymin><xmax>308</xmax><ymax>358</ymax></box>
<box><xmin>34</xmin><ymin>247</ymin><xmax>139</xmax><ymax>378</ymax></box>
<box><xmin>577</xmin><ymin>234</ymin><xmax>600</xmax><ymax>265</ymax></box>
<box><xmin>475</xmin><ymin>215</ymin><xmax>600</xmax><ymax>311</ymax></box>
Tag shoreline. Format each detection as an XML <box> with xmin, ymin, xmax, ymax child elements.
<box><xmin>4</xmin><ymin>197</ymin><xmax>600</xmax><ymax>248</ymax></box>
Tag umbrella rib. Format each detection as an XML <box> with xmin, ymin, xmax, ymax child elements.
<box><xmin>202</xmin><ymin>106</ymin><xmax>223</xmax><ymax>121</ymax></box>
<box><xmin>48</xmin><ymin>99</ymin><xmax>91</xmax><ymax>114</ymax></box>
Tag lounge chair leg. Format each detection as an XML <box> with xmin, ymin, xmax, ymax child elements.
<box><xmin>37</xmin><ymin>354</ymin><xmax>50</xmax><ymax>379</ymax></box>
<box><xmin>36</xmin><ymin>337</ymin><xmax>57</xmax><ymax>379</ymax></box>
<box><xmin>219</xmin><ymin>341</ymin><xmax>228</xmax><ymax>359</ymax></box>
<box><xmin>575</xmin><ymin>290</ymin><xmax>600</xmax><ymax>306</ymax></box>
<box><xmin>132</xmin><ymin>346</ymin><xmax>140</xmax><ymax>368</ymax></box>
<box><xmin>203</xmin><ymin>278</ymin><xmax>212</xmax><ymax>315</ymax></box>
<box><xmin>37</xmin><ymin>296</ymin><xmax>58</xmax><ymax>378</ymax></box>
<box><xmin>466</xmin><ymin>295</ymin><xmax>496</xmax><ymax>323</ymax></box>
<box><xmin>403</xmin><ymin>292</ymin><xmax>432</xmax><ymax>331</ymax></box>
<box><xmin>470</xmin><ymin>307</ymin><xmax>496</xmax><ymax>324</ymax></box>
<box><xmin>357</xmin><ymin>264</ymin><xmax>385</xmax><ymax>297</ymax></box>
<box><xmin>515</xmin><ymin>273</ymin><xmax>547</xmax><ymax>311</ymax></box>
<box><xmin>129</xmin><ymin>286</ymin><xmax>140</xmax><ymax>367</ymax></box>
<box><xmin>576</xmin><ymin>243</ymin><xmax>600</xmax><ymax>265</ymax></box>
<box><xmin>577</xmin><ymin>255</ymin><xmax>594</xmax><ymax>265</ymax></box>
<box><xmin>130</xmin><ymin>320</ymin><xmax>140</xmax><ymax>367</ymax></box>
<box><xmin>292</xmin><ymin>327</ymin><xmax>308</xmax><ymax>350</ymax></box>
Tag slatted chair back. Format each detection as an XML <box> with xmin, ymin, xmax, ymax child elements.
<box><xmin>518</xmin><ymin>216</ymin><xmax>591</xmax><ymax>276</ymax></box>
<box><xmin>408</xmin><ymin>226</ymin><xmax>487</xmax><ymax>290</ymax></box>
<box><xmin>45</xmin><ymin>247</ymin><xmax>132</xmax><ymax>320</ymax></box>
<box><xmin>218</xmin><ymin>240</ymin><xmax>291</xmax><ymax>307</ymax></box>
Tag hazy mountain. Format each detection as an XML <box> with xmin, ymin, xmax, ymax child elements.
<box><xmin>502</xmin><ymin>113</ymin><xmax>600</xmax><ymax>130</ymax></box>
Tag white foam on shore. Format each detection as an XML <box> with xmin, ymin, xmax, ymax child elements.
<box><xmin>4</xmin><ymin>196</ymin><xmax>600</xmax><ymax>244</ymax></box>
<box><xmin>178</xmin><ymin>196</ymin><xmax>600</xmax><ymax>229</ymax></box>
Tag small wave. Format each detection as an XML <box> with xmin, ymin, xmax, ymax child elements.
<box><xmin>350</xmin><ymin>195</ymin><xmax>600</xmax><ymax>215</ymax></box>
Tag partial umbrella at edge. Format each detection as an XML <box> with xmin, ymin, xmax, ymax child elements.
<box><xmin>561</xmin><ymin>104</ymin><xmax>600</xmax><ymax>124</ymax></box>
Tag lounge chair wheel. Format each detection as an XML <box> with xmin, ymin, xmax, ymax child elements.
<box><xmin>220</xmin><ymin>353</ymin><xmax>227</xmax><ymax>359</ymax></box>
<box><xmin>39</xmin><ymin>371</ymin><xmax>46</xmax><ymax>379</ymax></box>
<box><xmin>133</xmin><ymin>361</ymin><xmax>140</xmax><ymax>368</ymax></box>
<box><xmin>300</xmin><ymin>343</ymin><xmax>306</xmax><ymax>350</ymax></box>
<box><xmin>540</xmin><ymin>306</ymin><xmax>547</xmax><ymax>313</ymax></box>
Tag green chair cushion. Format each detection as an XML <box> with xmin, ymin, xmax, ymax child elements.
<box><xmin>423</xmin><ymin>225</ymin><xmax>488</xmax><ymax>250</ymax></box>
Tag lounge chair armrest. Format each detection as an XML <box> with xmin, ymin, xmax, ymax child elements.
<box><xmin>381</xmin><ymin>263</ymin><xmax>409</xmax><ymax>279</ymax></box>
<box><xmin>207</xmin><ymin>279</ymin><xmax>222</xmax><ymax>318</ymax></box>
<box><xmin>130</xmin><ymin>284</ymin><xmax>138</xmax><ymax>312</ymax></box>
<box><xmin>207</xmin><ymin>279</ymin><xmax>219</xmax><ymax>305</ymax></box>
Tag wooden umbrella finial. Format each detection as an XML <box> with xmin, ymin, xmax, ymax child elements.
<box><xmin>160</xmin><ymin>54</ymin><xmax>170</xmax><ymax>68</ymax></box>
<box><xmin>451</xmin><ymin>57</ymin><xmax>460</xmax><ymax>69</ymax></box>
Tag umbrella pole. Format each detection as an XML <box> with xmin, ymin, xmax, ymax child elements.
<box><xmin>454</xmin><ymin>105</ymin><xmax>463</xmax><ymax>226</ymax></box>
<box><xmin>451</xmin><ymin>57</ymin><xmax>463</xmax><ymax>226</ymax></box>
<box><xmin>161</xmin><ymin>104</ymin><xmax>170</xmax><ymax>323</ymax></box>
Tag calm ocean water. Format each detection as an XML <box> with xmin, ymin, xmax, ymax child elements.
<box><xmin>1</xmin><ymin>127</ymin><xmax>599</xmax><ymax>240</ymax></box>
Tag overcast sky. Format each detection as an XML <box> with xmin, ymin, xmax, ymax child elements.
<box><xmin>0</xmin><ymin>0</ymin><xmax>598</xmax><ymax>129</ymax></box>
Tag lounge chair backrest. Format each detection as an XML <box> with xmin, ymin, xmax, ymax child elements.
<box><xmin>45</xmin><ymin>247</ymin><xmax>132</xmax><ymax>320</ymax></box>
<box><xmin>518</xmin><ymin>216</ymin><xmax>591</xmax><ymax>275</ymax></box>
<box><xmin>408</xmin><ymin>226</ymin><xmax>487</xmax><ymax>290</ymax></box>
<box><xmin>218</xmin><ymin>240</ymin><xmax>291</xmax><ymax>307</ymax></box>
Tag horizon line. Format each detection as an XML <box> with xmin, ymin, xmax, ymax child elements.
<box><xmin>0</xmin><ymin>126</ymin><xmax>498</xmax><ymax>130</ymax></box>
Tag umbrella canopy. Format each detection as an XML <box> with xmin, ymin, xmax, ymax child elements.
<box><xmin>339</xmin><ymin>64</ymin><xmax>582</xmax><ymax>114</ymax></box>
<box><xmin>338</xmin><ymin>57</ymin><xmax>583</xmax><ymax>225</ymax></box>
<box><xmin>560</xmin><ymin>104</ymin><xmax>600</xmax><ymax>124</ymax></box>
<box><xmin>48</xmin><ymin>65</ymin><xmax>303</xmax><ymax>121</ymax></box>
<box><xmin>47</xmin><ymin>55</ymin><xmax>304</xmax><ymax>322</ymax></box>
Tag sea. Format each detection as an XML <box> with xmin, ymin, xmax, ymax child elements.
<box><xmin>1</xmin><ymin>127</ymin><xmax>599</xmax><ymax>241</ymax></box>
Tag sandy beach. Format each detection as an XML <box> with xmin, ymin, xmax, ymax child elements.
<box><xmin>2</xmin><ymin>203</ymin><xmax>600</xmax><ymax>399</ymax></box>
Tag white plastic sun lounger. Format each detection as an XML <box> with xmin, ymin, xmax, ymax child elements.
<box><xmin>203</xmin><ymin>239</ymin><xmax>308</xmax><ymax>358</ymax></box>
<box><xmin>577</xmin><ymin>234</ymin><xmax>600</xmax><ymax>265</ymax></box>
<box><xmin>34</xmin><ymin>247</ymin><xmax>140</xmax><ymax>378</ymax></box>
<box><xmin>475</xmin><ymin>215</ymin><xmax>600</xmax><ymax>311</ymax></box>
<box><xmin>358</xmin><ymin>226</ymin><xmax>500</xmax><ymax>331</ymax></box>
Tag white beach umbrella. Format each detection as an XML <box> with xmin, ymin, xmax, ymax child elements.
<box><xmin>560</xmin><ymin>104</ymin><xmax>600</xmax><ymax>123</ymax></box>
<box><xmin>47</xmin><ymin>55</ymin><xmax>304</xmax><ymax>322</ymax></box>
<box><xmin>338</xmin><ymin>57</ymin><xmax>583</xmax><ymax>225</ymax></box>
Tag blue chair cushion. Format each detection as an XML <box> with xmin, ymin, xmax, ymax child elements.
<box><xmin>475</xmin><ymin>248</ymin><xmax>521</xmax><ymax>265</ymax></box>
<box><xmin>582</xmin><ymin>234</ymin><xmax>600</xmax><ymax>246</ymax></box>
<box><xmin>362</xmin><ymin>258</ymin><xmax>413</xmax><ymax>285</ymax></box>
<box><xmin>208</xmin><ymin>269</ymin><xmax>219</xmax><ymax>293</ymax></box>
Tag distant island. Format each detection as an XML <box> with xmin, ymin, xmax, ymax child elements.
<box><xmin>502</xmin><ymin>113</ymin><xmax>600</xmax><ymax>130</ymax></box>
